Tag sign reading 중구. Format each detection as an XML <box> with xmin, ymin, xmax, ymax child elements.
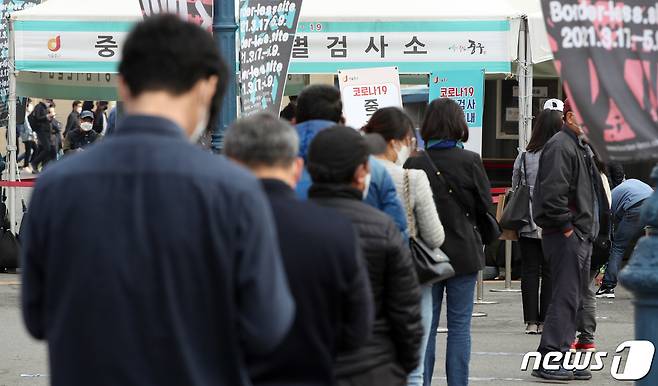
<box><xmin>429</xmin><ymin>69</ymin><xmax>485</xmax><ymax>154</ymax></box>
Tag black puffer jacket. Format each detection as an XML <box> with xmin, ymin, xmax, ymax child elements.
<box><xmin>309</xmin><ymin>184</ymin><xmax>423</xmax><ymax>376</ymax></box>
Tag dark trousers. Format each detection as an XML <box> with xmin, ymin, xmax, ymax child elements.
<box><xmin>604</xmin><ymin>204</ymin><xmax>646</xmax><ymax>287</ymax></box>
<box><xmin>576</xmin><ymin>270</ymin><xmax>599</xmax><ymax>344</ymax></box>
<box><xmin>22</xmin><ymin>141</ymin><xmax>37</xmax><ymax>167</ymax></box>
<box><xmin>520</xmin><ymin>237</ymin><xmax>552</xmax><ymax>324</ymax></box>
<box><xmin>337</xmin><ymin>362</ymin><xmax>406</xmax><ymax>386</ymax></box>
<box><xmin>537</xmin><ymin>232</ymin><xmax>592</xmax><ymax>355</ymax></box>
<box><xmin>31</xmin><ymin>130</ymin><xmax>54</xmax><ymax>168</ymax></box>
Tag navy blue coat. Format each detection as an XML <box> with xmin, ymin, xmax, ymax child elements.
<box><xmin>21</xmin><ymin>115</ymin><xmax>295</xmax><ymax>386</ymax></box>
<box><xmin>248</xmin><ymin>179</ymin><xmax>373</xmax><ymax>386</ymax></box>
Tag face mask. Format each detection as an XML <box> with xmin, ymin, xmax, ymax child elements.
<box><xmin>362</xmin><ymin>173</ymin><xmax>372</xmax><ymax>200</ymax></box>
<box><xmin>80</xmin><ymin>122</ymin><xmax>93</xmax><ymax>132</ymax></box>
<box><xmin>76</xmin><ymin>107</ymin><xmax>82</xmax><ymax>114</ymax></box>
<box><xmin>190</xmin><ymin>108</ymin><xmax>210</xmax><ymax>143</ymax></box>
<box><xmin>395</xmin><ymin>143</ymin><xmax>411</xmax><ymax>166</ymax></box>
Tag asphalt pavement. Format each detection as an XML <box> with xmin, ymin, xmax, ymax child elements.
<box><xmin>0</xmin><ymin>275</ymin><xmax>636</xmax><ymax>386</ymax></box>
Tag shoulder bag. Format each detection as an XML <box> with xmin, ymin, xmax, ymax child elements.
<box><xmin>403</xmin><ymin>170</ymin><xmax>455</xmax><ymax>285</ymax></box>
<box><xmin>421</xmin><ymin>151</ymin><xmax>501</xmax><ymax>245</ymax></box>
<box><xmin>500</xmin><ymin>152</ymin><xmax>531</xmax><ymax>231</ymax></box>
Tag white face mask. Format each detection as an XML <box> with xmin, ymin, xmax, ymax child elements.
<box><xmin>362</xmin><ymin>173</ymin><xmax>372</xmax><ymax>200</ymax></box>
<box><xmin>190</xmin><ymin>101</ymin><xmax>211</xmax><ymax>143</ymax></box>
<box><xmin>395</xmin><ymin>143</ymin><xmax>411</xmax><ymax>166</ymax></box>
<box><xmin>80</xmin><ymin>122</ymin><xmax>93</xmax><ymax>132</ymax></box>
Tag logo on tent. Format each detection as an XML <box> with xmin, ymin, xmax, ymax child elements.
<box><xmin>47</xmin><ymin>36</ymin><xmax>61</xmax><ymax>52</ymax></box>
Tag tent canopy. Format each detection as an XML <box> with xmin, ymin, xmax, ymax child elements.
<box><xmin>10</xmin><ymin>0</ymin><xmax>142</xmax><ymax>21</ymax></box>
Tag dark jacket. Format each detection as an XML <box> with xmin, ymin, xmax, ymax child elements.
<box><xmin>248</xmin><ymin>179</ymin><xmax>374</xmax><ymax>386</ymax></box>
<box><xmin>65</xmin><ymin>110</ymin><xmax>80</xmax><ymax>136</ymax></box>
<box><xmin>405</xmin><ymin>148</ymin><xmax>492</xmax><ymax>275</ymax></box>
<box><xmin>533</xmin><ymin>127</ymin><xmax>599</xmax><ymax>240</ymax></box>
<box><xmin>29</xmin><ymin>101</ymin><xmax>50</xmax><ymax>134</ymax></box>
<box><xmin>309</xmin><ymin>184</ymin><xmax>423</xmax><ymax>377</ymax></box>
<box><xmin>63</xmin><ymin>128</ymin><xmax>99</xmax><ymax>153</ymax></box>
<box><xmin>21</xmin><ymin>115</ymin><xmax>295</xmax><ymax>386</ymax></box>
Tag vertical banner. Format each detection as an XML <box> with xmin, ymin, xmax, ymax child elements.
<box><xmin>540</xmin><ymin>0</ymin><xmax>658</xmax><ymax>162</ymax></box>
<box><xmin>139</xmin><ymin>0</ymin><xmax>213</xmax><ymax>30</ymax></box>
<box><xmin>338</xmin><ymin>66</ymin><xmax>403</xmax><ymax>129</ymax></box>
<box><xmin>429</xmin><ymin>69</ymin><xmax>485</xmax><ymax>154</ymax></box>
<box><xmin>238</xmin><ymin>0</ymin><xmax>302</xmax><ymax>115</ymax></box>
<box><xmin>0</xmin><ymin>0</ymin><xmax>41</xmax><ymax>127</ymax></box>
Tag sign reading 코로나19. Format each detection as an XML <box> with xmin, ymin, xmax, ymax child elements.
<box><xmin>429</xmin><ymin>69</ymin><xmax>485</xmax><ymax>155</ymax></box>
<box><xmin>238</xmin><ymin>0</ymin><xmax>302</xmax><ymax>115</ymax></box>
<box><xmin>0</xmin><ymin>0</ymin><xmax>41</xmax><ymax>127</ymax></box>
<box><xmin>541</xmin><ymin>0</ymin><xmax>658</xmax><ymax>162</ymax></box>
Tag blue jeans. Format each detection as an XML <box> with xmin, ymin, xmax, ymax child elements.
<box><xmin>603</xmin><ymin>205</ymin><xmax>646</xmax><ymax>288</ymax></box>
<box><xmin>423</xmin><ymin>273</ymin><xmax>477</xmax><ymax>386</ymax></box>
<box><xmin>407</xmin><ymin>285</ymin><xmax>432</xmax><ymax>386</ymax></box>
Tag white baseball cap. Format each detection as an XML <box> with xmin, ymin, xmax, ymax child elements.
<box><xmin>543</xmin><ymin>98</ymin><xmax>564</xmax><ymax>112</ymax></box>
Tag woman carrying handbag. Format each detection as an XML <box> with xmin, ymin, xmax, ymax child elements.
<box><xmin>362</xmin><ymin>107</ymin><xmax>446</xmax><ymax>386</ymax></box>
<box><xmin>511</xmin><ymin>107</ymin><xmax>562</xmax><ymax>335</ymax></box>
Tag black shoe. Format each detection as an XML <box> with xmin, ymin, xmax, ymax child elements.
<box><xmin>531</xmin><ymin>366</ymin><xmax>576</xmax><ymax>381</ymax></box>
<box><xmin>596</xmin><ymin>285</ymin><xmax>615</xmax><ymax>298</ymax></box>
<box><xmin>574</xmin><ymin>368</ymin><xmax>592</xmax><ymax>380</ymax></box>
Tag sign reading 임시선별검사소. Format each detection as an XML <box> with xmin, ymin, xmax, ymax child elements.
<box><xmin>541</xmin><ymin>0</ymin><xmax>658</xmax><ymax>162</ymax></box>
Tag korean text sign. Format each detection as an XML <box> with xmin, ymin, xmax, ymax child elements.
<box><xmin>238</xmin><ymin>0</ymin><xmax>303</xmax><ymax>115</ymax></box>
<box><xmin>429</xmin><ymin>69</ymin><xmax>485</xmax><ymax>154</ymax></box>
<box><xmin>338</xmin><ymin>67</ymin><xmax>403</xmax><ymax>129</ymax></box>
<box><xmin>541</xmin><ymin>0</ymin><xmax>658</xmax><ymax>162</ymax></box>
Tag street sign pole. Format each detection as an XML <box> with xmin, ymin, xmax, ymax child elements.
<box><xmin>212</xmin><ymin>0</ymin><xmax>238</xmax><ymax>152</ymax></box>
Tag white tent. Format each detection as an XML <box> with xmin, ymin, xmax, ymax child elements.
<box><xmin>5</xmin><ymin>0</ymin><xmax>142</xmax><ymax>233</ymax></box>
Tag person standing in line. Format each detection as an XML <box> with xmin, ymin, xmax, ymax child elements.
<box><xmin>293</xmin><ymin>84</ymin><xmax>408</xmax><ymax>237</ymax></box>
<box><xmin>65</xmin><ymin>101</ymin><xmax>82</xmax><ymax>137</ymax></box>
<box><xmin>512</xmin><ymin>105</ymin><xmax>563</xmax><ymax>335</ymax></box>
<box><xmin>20</xmin><ymin>99</ymin><xmax>37</xmax><ymax>173</ymax></box>
<box><xmin>224</xmin><ymin>113</ymin><xmax>375</xmax><ymax>386</ymax></box>
<box><xmin>405</xmin><ymin>98</ymin><xmax>493</xmax><ymax>386</ymax></box>
<box><xmin>596</xmin><ymin>177</ymin><xmax>654</xmax><ymax>298</ymax></box>
<box><xmin>21</xmin><ymin>15</ymin><xmax>295</xmax><ymax>386</ymax></box>
<box><xmin>307</xmin><ymin>126</ymin><xmax>423</xmax><ymax>386</ymax></box>
<box><xmin>362</xmin><ymin>107</ymin><xmax>445</xmax><ymax>386</ymax></box>
<box><xmin>531</xmin><ymin>99</ymin><xmax>601</xmax><ymax>381</ymax></box>
<box><xmin>93</xmin><ymin>101</ymin><xmax>109</xmax><ymax>135</ymax></box>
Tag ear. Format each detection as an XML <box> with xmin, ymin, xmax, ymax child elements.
<box><xmin>292</xmin><ymin>157</ymin><xmax>304</xmax><ymax>184</ymax></box>
<box><xmin>352</xmin><ymin>163</ymin><xmax>368</xmax><ymax>187</ymax></box>
<box><xmin>117</xmin><ymin>76</ymin><xmax>131</xmax><ymax>103</ymax></box>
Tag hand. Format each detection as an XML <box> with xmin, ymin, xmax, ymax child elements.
<box><xmin>595</xmin><ymin>273</ymin><xmax>603</xmax><ymax>287</ymax></box>
<box><xmin>564</xmin><ymin>229</ymin><xmax>574</xmax><ymax>238</ymax></box>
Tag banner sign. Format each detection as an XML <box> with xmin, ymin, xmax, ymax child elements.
<box><xmin>1</xmin><ymin>0</ymin><xmax>41</xmax><ymax>127</ymax></box>
<box><xmin>14</xmin><ymin>23</ymin><xmax>132</xmax><ymax>73</ymax></box>
<box><xmin>16</xmin><ymin>72</ymin><xmax>119</xmax><ymax>101</ymax></box>
<box><xmin>338</xmin><ymin>66</ymin><xmax>402</xmax><ymax>129</ymax></box>
<box><xmin>139</xmin><ymin>0</ymin><xmax>213</xmax><ymax>30</ymax></box>
<box><xmin>289</xmin><ymin>20</ymin><xmax>512</xmax><ymax>74</ymax></box>
<box><xmin>429</xmin><ymin>69</ymin><xmax>485</xmax><ymax>154</ymax></box>
<box><xmin>238</xmin><ymin>0</ymin><xmax>302</xmax><ymax>115</ymax></box>
<box><xmin>541</xmin><ymin>0</ymin><xmax>658</xmax><ymax>162</ymax></box>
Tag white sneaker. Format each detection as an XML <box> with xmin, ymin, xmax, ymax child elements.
<box><xmin>525</xmin><ymin>323</ymin><xmax>538</xmax><ymax>334</ymax></box>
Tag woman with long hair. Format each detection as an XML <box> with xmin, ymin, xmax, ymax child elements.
<box><xmin>513</xmin><ymin>107</ymin><xmax>563</xmax><ymax>334</ymax></box>
<box><xmin>363</xmin><ymin>107</ymin><xmax>445</xmax><ymax>386</ymax></box>
<box><xmin>405</xmin><ymin>98</ymin><xmax>493</xmax><ymax>386</ymax></box>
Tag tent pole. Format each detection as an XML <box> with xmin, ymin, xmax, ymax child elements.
<box><xmin>518</xmin><ymin>16</ymin><xmax>533</xmax><ymax>151</ymax></box>
<box><xmin>211</xmin><ymin>0</ymin><xmax>238</xmax><ymax>152</ymax></box>
<box><xmin>7</xmin><ymin>18</ymin><xmax>18</xmax><ymax>235</ymax></box>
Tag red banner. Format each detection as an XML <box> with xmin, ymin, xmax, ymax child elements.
<box><xmin>540</xmin><ymin>0</ymin><xmax>658</xmax><ymax>162</ymax></box>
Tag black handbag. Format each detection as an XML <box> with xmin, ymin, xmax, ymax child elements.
<box><xmin>500</xmin><ymin>153</ymin><xmax>531</xmax><ymax>230</ymax></box>
<box><xmin>422</xmin><ymin>152</ymin><xmax>501</xmax><ymax>245</ymax></box>
<box><xmin>403</xmin><ymin>170</ymin><xmax>455</xmax><ymax>285</ymax></box>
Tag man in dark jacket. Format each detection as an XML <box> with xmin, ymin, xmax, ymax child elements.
<box><xmin>307</xmin><ymin>125</ymin><xmax>423</xmax><ymax>386</ymax></box>
<box><xmin>224</xmin><ymin>113</ymin><xmax>374</xmax><ymax>386</ymax></box>
<box><xmin>21</xmin><ymin>15</ymin><xmax>295</xmax><ymax>386</ymax></box>
<box><xmin>63</xmin><ymin>110</ymin><xmax>99</xmax><ymax>153</ymax></box>
<box><xmin>29</xmin><ymin>99</ymin><xmax>55</xmax><ymax>172</ymax></box>
<box><xmin>65</xmin><ymin>100</ymin><xmax>82</xmax><ymax>137</ymax></box>
<box><xmin>531</xmin><ymin>99</ymin><xmax>601</xmax><ymax>381</ymax></box>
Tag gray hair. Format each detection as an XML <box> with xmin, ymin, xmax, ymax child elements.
<box><xmin>224</xmin><ymin>112</ymin><xmax>299</xmax><ymax>167</ymax></box>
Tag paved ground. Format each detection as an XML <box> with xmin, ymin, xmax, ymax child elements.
<box><xmin>0</xmin><ymin>275</ymin><xmax>635</xmax><ymax>385</ymax></box>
